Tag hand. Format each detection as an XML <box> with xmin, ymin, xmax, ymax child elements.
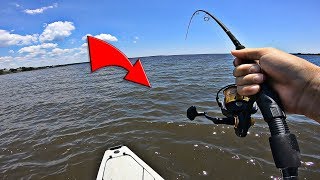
<box><xmin>232</xmin><ymin>48</ymin><xmax>320</xmax><ymax>122</ymax></box>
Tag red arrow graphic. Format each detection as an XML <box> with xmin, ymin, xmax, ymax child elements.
<box><xmin>87</xmin><ymin>36</ymin><xmax>151</xmax><ymax>87</ymax></box>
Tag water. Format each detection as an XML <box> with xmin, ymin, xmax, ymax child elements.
<box><xmin>0</xmin><ymin>54</ymin><xmax>319</xmax><ymax>179</ymax></box>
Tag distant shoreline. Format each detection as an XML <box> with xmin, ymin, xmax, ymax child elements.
<box><xmin>0</xmin><ymin>62</ymin><xmax>88</xmax><ymax>76</ymax></box>
<box><xmin>1</xmin><ymin>53</ymin><xmax>319</xmax><ymax>76</ymax></box>
<box><xmin>291</xmin><ymin>53</ymin><xmax>320</xmax><ymax>55</ymax></box>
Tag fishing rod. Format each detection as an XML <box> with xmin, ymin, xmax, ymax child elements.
<box><xmin>186</xmin><ymin>10</ymin><xmax>301</xmax><ymax>179</ymax></box>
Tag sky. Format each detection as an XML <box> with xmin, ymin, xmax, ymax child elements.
<box><xmin>0</xmin><ymin>0</ymin><xmax>319</xmax><ymax>69</ymax></box>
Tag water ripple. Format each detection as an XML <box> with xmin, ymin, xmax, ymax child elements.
<box><xmin>0</xmin><ymin>54</ymin><xmax>319</xmax><ymax>179</ymax></box>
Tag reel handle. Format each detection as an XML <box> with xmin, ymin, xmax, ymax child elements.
<box><xmin>187</xmin><ymin>106</ymin><xmax>235</xmax><ymax>125</ymax></box>
<box><xmin>187</xmin><ymin>106</ymin><xmax>205</xmax><ymax>120</ymax></box>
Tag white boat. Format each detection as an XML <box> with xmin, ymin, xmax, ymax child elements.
<box><xmin>97</xmin><ymin>145</ymin><xmax>164</xmax><ymax>180</ymax></box>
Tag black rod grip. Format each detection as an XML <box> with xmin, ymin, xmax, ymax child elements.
<box><xmin>256</xmin><ymin>83</ymin><xmax>286</xmax><ymax>125</ymax></box>
<box><xmin>255</xmin><ymin>83</ymin><xmax>301</xmax><ymax>179</ymax></box>
<box><xmin>269</xmin><ymin>134</ymin><xmax>301</xmax><ymax>169</ymax></box>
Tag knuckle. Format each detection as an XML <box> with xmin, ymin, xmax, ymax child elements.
<box><xmin>237</xmin><ymin>86</ymin><xmax>244</xmax><ymax>95</ymax></box>
<box><xmin>249</xmin><ymin>64</ymin><xmax>260</xmax><ymax>73</ymax></box>
<box><xmin>233</xmin><ymin>65</ymin><xmax>242</xmax><ymax>77</ymax></box>
<box><xmin>235</xmin><ymin>77</ymin><xmax>241</xmax><ymax>85</ymax></box>
<box><xmin>237</xmin><ymin>84</ymin><xmax>259</xmax><ymax>96</ymax></box>
<box><xmin>233</xmin><ymin>68</ymin><xmax>239</xmax><ymax>77</ymax></box>
<box><xmin>238</xmin><ymin>64</ymin><xmax>248</xmax><ymax>72</ymax></box>
<box><xmin>265</xmin><ymin>47</ymin><xmax>277</xmax><ymax>53</ymax></box>
<box><xmin>254</xmin><ymin>73</ymin><xmax>265</xmax><ymax>83</ymax></box>
<box><xmin>233</xmin><ymin>58</ymin><xmax>239</xmax><ymax>67</ymax></box>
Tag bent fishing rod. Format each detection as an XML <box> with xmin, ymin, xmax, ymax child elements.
<box><xmin>186</xmin><ymin>10</ymin><xmax>301</xmax><ymax>179</ymax></box>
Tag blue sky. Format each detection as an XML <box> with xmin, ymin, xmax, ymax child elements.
<box><xmin>0</xmin><ymin>0</ymin><xmax>319</xmax><ymax>68</ymax></box>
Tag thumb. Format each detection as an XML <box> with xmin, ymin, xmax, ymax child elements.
<box><xmin>231</xmin><ymin>48</ymin><xmax>269</xmax><ymax>60</ymax></box>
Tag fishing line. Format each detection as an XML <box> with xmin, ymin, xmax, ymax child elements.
<box><xmin>185</xmin><ymin>10</ymin><xmax>244</xmax><ymax>50</ymax></box>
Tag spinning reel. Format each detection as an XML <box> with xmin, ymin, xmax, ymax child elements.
<box><xmin>187</xmin><ymin>84</ymin><xmax>257</xmax><ymax>137</ymax></box>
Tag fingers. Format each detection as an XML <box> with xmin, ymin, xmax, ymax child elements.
<box><xmin>233</xmin><ymin>63</ymin><xmax>265</xmax><ymax>96</ymax></box>
<box><xmin>231</xmin><ymin>47</ymin><xmax>277</xmax><ymax>96</ymax></box>
<box><xmin>231</xmin><ymin>48</ymin><xmax>271</xmax><ymax>61</ymax></box>
<box><xmin>233</xmin><ymin>58</ymin><xmax>244</xmax><ymax>66</ymax></box>
<box><xmin>237</xmin><ymin>85</ymin><xmax>260</xmax><ymax>96</ymax></box>
<box><xmin>235</xmin><ymin>73</ymin><xmax>265</xmax><ymax>86</ymax></box>
<box><xmin>233</xmin><ymin>64</ymin><xmax>261</xmax><ymax>77</ymax></box>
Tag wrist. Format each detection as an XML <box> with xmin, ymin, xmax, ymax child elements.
<box><xmin>299</xmin><ymin>66</ymin><xmax>320</xmax><ymax>122</ymax></box>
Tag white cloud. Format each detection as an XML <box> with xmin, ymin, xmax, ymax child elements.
<box><xmin>49</xmin><ymin>48</ymin><xmax>75</xmax><ymax>56</ymax></box>
<box><xmin>82</xmin><ymin>33</ymin><xmax>118</xmax><ymax>42</ymax></box>
<box><xmin>134</xmin><ymin>36</ymin><xmax>139</xmax><ymax>40</ymax></box>
<box><xmin>18</xmin><ymin>43</ymin><xmax>58</xmax><ymax>57</ymax></box>
<box><xmin>9</xmin><ymin>50</ymin><xmax>15</xmax><ymax>54</ymax></box>
<box><xmin>18</xmin><ymin>43</ymin><xmax>57</xmax><ymax>53</ymax></box>
<box><xmin>81</xmin><ymin>43</ymin><xmax>88</xmax><ymax>48</ymax></box>
<box><xmin>0</xmin><ymin>29</ymin><xmax>38</xmax><ymax>47</ymax></box>
<box><xmin>24</xmin><ymin>3</ymin><xmax>58</xmax><ymax>15</ymax></box>
<box><xmin>39</xmin><ymin>21</ymin><xmax>75</xmax><ymax>42</ymax></box>
<box><xmin>81</xmin><ymin>34</ymin><xmax>92</xmax><ymax>41</ymax></box>
<box><xmin>0</xmin><ymin>42</ymin><xmax>90</xmax><ymax>69</ymax></box>
<box><xmin>0</xmin><ymin>56</ymin><xmax>14</xmax><ymax>62</ymax></box>
<box><xmin>20</xmin><ymin>43</ymin><xmax>85</xmax><ymax>58</ymax></box>
<box><xmin>95</xmin><ymin>34</ymin><xmax>118</xmax><ymax>42</ymax></box>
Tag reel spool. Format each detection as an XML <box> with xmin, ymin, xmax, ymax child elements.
<box><xmin>217</xmin><ymin>84</ymin><xmax>257</xmax><ymax>137</ymax></box>
<box><xmin>217</xmin><ymin>84</ymin><xmax>257</xmax><ymax>117</ymax></box>
<box><xmin>187</xmin><ymin>84</ymin><xmax>257</xmax><ymax>137</ymax></box>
